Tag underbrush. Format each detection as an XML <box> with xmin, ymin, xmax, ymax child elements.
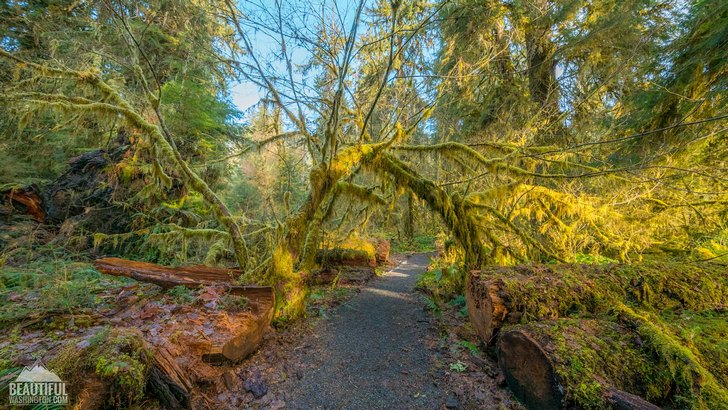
<box><xmin>390</xmin><ymin>235</ymin><xmax>436</xmax><ymax>253</ymax></box>
<box><xmin>0</xmin><ymin>258</ymin><xmax>134</xmax><ymax>329</ymax></box>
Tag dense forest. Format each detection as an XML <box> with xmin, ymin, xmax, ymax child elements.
<box><xmin>0</xmin><ymin>0</ymin><xmax>726</xmax><ymax>409</ymax></box>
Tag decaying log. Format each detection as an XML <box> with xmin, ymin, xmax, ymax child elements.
<box><xmin>497</xmin><ymin>320</ymin><xmax>662</xmax><ymax>410</ymax></box>
<box><xmin>1</xmin><ymin>185</ymin><xmax>45</xmax><ymax>222</ymax></box>
<box><xmin>316</xmin><ymin>248</ymin><xmax>377</xmax><ymax>267</ymax></box>
<box><xmin>95</xmin><ymin>257</ymin><xmax>275</xmax><ymax>364</ymax></box>
<box><xmin>94</xmin><ymin>257</ymin><xmax>269</xmax><ymax>297</ymax></box>
<box><xmin>465</xmin><ymin>275</ymin><xmax>509</xmax><ymax>344</ymax></box>
<box><xmin>148</xmin><ymin>344</ymin><xmax>193</xmax><ymax>409</ymax></box>
<box><xmin>213</xmin><ymin>285</ymin><xmax>275</xmax><ymax>363</ymax></box>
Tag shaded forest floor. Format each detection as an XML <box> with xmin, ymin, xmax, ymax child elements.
<box><xmin>229</xmin><ymin>253</ymin><xmax>520</xmax><ymax>409</ymax></box>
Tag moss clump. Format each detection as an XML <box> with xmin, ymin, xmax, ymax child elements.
<box><xmin>49</xmin><ymin>327</ymin><xmax>152</xmax><ymax>408</ymax></box>
<box><xmin>268</xmin><ymin>246</ymin><xmax>306</xmax><ymax>324</ymax></box>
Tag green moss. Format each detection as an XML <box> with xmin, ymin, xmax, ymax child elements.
<box><xmin>509</xmin><ymin>319</ymin><xmax>671</xmax><ymax>409</ymax></box>
<box><xmin>166</xmin><ymin>285</ymin><xmax>196</xmax><ymax>305</ymax></box>
<box><xmin>49</xmin><ymin>327</ymin><xmax>152</xmax><ymax>408</ymax></box>
<box><xmin>484</xmin><ymin>262</ymin><xmax>728</xmax><ymax>409</ymax></box>
<box><xmin>616</xmin><ymin>304</ymin><xmax>728</xmax><ymax>410</ymax></box>
<box><xmin>476</xmin><ymin>261</ymin><xmax>727</xmax><ymax>323</ymax></box>
<box><xmin>268</xmin><ymin>246</ymin><xmax>307</xmax><ymax>324</ymax></box>
<box><xmin>0</xmin><ymin>261</ymin><xmax>131</xmax><ymax>329</ymax></box>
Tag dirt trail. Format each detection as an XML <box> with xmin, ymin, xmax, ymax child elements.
<box><xmin>279</xmin><ymin>253</ymin><xmax>448</xmax><ymax>409</ymax></box>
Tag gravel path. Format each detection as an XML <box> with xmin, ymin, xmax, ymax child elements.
<box><xmin>281</xmin><ymin>253</ymin><xmax>449</xmax><ymax>409</ymax></box>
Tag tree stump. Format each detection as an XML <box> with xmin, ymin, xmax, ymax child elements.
<box><xmin>465</xmin><ymin>273</ymin><xmax>510</xmax><ymax>344</ymax></box>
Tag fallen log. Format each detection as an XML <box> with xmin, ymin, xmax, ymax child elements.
<box><xmin>94</xmin><ymin>257</ymin><xmax>269</xmax><ymax>297</ymax></box>
<box><xmin>466</xmin><ymin>262</ymin><xmax>728</xmax><ymax>345</ymax></box>
<box><xmin>465</xmin><ymin>277</ymin><xmax>509</xmax><ymax>344</ymax></box>
<box><xmin>147</xmin><ymin>344</ymin><xmax>193</xmax><ymax>409</ymax></box>
<box><xmin>94</xmin><ymin>257</ymin><xmax>275</xmax><ymax>363</ymax></box>
<box><xmin>316</xmin><ymin>247</ymin><xmax>377</xmax><ymax>267</ymax></box>
<box><xmin>497</xmin><ymin>319</ymin><xmax>663</xmax><ymax>410</ymax></box>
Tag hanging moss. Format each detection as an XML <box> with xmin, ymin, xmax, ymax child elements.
<box><xmin>266</xmin><ymin>245</ymin><xmax>306</xmax><ymax>323</ymax></box>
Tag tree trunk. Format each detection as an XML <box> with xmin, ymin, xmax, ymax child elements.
<box><xmin>497</xmin><ymin>321</ymin><xmax>662</xmax><ymax>410</ymax></box>
<box><xmin>405</xmin><ymin>192</ymin><xmax>415</xmax><ymax>241</ymax></box>
<box><xmin>522</xmin><ymin>0</ymin><xmax>561</xmax><ymax>143</ymax></box>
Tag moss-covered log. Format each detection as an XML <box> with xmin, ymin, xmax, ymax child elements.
<box><xmin>467</xmin><ymin>262</ymin><xmax>728</xmax><ymax>344</ymax></box>
<box><xmin>50</xmin><ymin>328</ymin><xmax>190</xmax><ymax>409</ymax></box>
<box><xmin>497</xmin><ymin>319</ymin><xmax>664</xmax><ymax>410</ymax></box>
<box><xmin>315</xmin><ymin>248</ymin><xmax>377</xmax><ymax>268</ymax></box>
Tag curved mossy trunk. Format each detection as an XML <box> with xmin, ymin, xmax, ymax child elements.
<box><xmin>367</xmin><ymin>153</ymin><xmax>488</xmax><ymax>268</ymax></box>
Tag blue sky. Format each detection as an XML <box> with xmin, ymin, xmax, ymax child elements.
<box><xmin>230</xmin><ymin>81</ymin><xmax>261</xmax><ymax>112</ymax></box>
<box><xmin>227</xmin><ymin>0</ymin><xmax>364</xmax><ymax>113</ymax></box>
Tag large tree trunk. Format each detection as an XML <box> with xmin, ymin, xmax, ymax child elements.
<box><xmin>465</xmin><ymin>262</ymin><xmax>727</xmax><ymax>345</ymax></box>
<box><xmin>522</xmin><ymin>0</ymin><xmax>562</xmax><ymax>143</ymax></box>
<box><xmin>497</xmin><ymin>320</ymin><xmax>662</xmax><ymax>410</ymax></box>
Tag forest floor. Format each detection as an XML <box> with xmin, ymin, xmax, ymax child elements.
<box><xmin>231</xmin><ymin>253</ymin><xmax>521</xmax><ymax>410</ymax></box>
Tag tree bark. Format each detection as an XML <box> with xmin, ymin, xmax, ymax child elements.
<box><xmin>94</xmin><ymin>257</ymin><xmax>272</xmax><ymax>300</ymax></box>
<box><xmin>147</xmin><ymin>345</ymin><xmax>193</xmax><ymax>409</ymax></box>
<box><xmin>465</xmin><ymin>274</ymin><xmax>509</xmax><ymax>344</ymax></box>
